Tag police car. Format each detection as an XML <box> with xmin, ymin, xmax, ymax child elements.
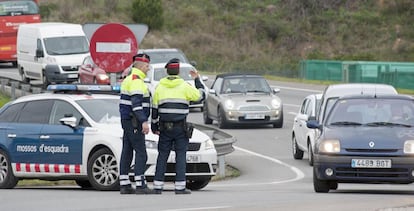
<box><xmin>0</xmin><ymin>84</ymin><xmax>217</xmax><ymax>191</ymax></box>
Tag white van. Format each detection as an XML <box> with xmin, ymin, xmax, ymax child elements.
<box><xmin>17</xmin><ymin>22</ymin><xmax>89</xmax><ymax>87</ymax></box>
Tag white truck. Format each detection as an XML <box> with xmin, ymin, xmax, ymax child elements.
<box><xmin>17</xmin><ymin>22</ymin><xmax>89</xmax><ymax>88</ymax></box>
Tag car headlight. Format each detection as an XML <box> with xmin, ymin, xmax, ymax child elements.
<box><xmin>318</xmin><ymin>139</ymin><xmax>340</xmax><ymax>153</ymax></box>
<box><xmin>271</xmin><ymin>99</ymin><xmax>281</xmax><ymax>109</ymax></box>
<box><xmin>44</xmin><ymin>56</ymin><xmax>57</xmax><ymax>64</ymax></box>
<box><xmin>224</xmin><ymin>99</ymin><xmax>234</xmax><ymax>110</ymax></box>
<box><xmin>96</xmin><ymin>74</ymin><xmax>109</xmax><ymax>81</ymax></box>
<box><xmin>404</xmin><ymin>140</ymin><xmax>414</xmax><ymax>154</ymax></box>
<box><xmin>204</xmin><ymin>139</ymin><xmax>215</xmax><ymax>150</ymax></box>
<box><xmin>145</xmin><ymin>140</ymin><xmax>158</xmax><ymax>149</ymax></box>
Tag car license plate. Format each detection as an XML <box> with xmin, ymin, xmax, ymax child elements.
<box><xmin>186</xmin><ymin>155</ymin><xmax>200</xmax><ymax>163</ymax></box>
<box><xmin>68</xmin><ymin>73</ymin><xmax>78</xmax><ymax>78</ymax></box>
<box><xmin>245</xmin><ymin>113</ymin><xmax>265</xmax><ymax>119</ymax></box>
<box><xmin>351</xmin><ymin>159</ymin><xmax>392</xmax><ymax>168</ymax></box>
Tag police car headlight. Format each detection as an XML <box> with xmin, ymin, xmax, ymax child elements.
<box><xmin>145</xmin><ymin>140</ymin><xmax>158</xmax><ymax>149</ymax></box>
<box><xmin>319</xmin><ymin>139</ymin><xmax>340</xmax><ymax>153</ymax></box>
<box><xmin>404</xmin><ymin>140</ymin><xmax>414</xmax><ymax>154</ymax></box>
<box><xmin>204</xmin><ymin>139</ymin><xmax>215</xmax><ymax>150</ymax></box>
<box><xmin>224</xmin><ymin>99</ymin><xmax>234</xmax><ymax>110</ymax></box>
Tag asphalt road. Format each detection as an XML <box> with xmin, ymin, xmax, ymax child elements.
<box><xmin>0</xmin><ymin>65</ymin><xmax>414</xmax><ymax>211</ymax></box>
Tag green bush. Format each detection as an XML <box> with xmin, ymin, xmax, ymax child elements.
<box><xmin>131</xmin><ymin>0</ymin><xmax>163</xmax><ymax>30</ymax></box>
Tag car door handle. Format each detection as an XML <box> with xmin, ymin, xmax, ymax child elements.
<box><xmin>40</xmin><ymin>135</ymin><xmax>50</xmax><ymax>139</ymax></box>
<box><xmin>7</xmin><ymin>134</ymin><xmax>16</xmax><ymax>138</ymax></box>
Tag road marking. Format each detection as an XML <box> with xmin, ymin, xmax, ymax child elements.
<box><xmin>163</xmin><ymin>206</ymin><xmax>231</xmax><ymax>211</ymax></box>
<box><xmin>210</xmin><ymin>146</ymin><xmax>305</xmax><ymax>187</ymax></box>
<box><xmin>275</xmin><ymin>85</ymin><xmax>323</xmax><ymax>93</ymax></box>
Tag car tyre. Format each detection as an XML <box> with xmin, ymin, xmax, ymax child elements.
<box><xmin>0</xmin><ymin>149</ymin><xmax>18</xmax><ymax>189</ymax></box>
<box><xmin>292</xmin><ymin>134</ymin><xmax>304</xmax><ymax>159</ymax></box>
<box><xmin>273</xmin><ymin>111</ymin><xmax>283</xmax><ymax>128</ymax></box>
<box><xmin>19</xmin><ymin>66</ymin><xmax>30</xmax><ymax>83</ymax></box>
<box><xmin>313</xmin><ymin>167</ymin><xmax>330</xmax><ymax>193</ymax></box>
<box><xmin>308</xmin><ymin>141</ymin><xmax>314</xmax><ymax>166</ymax></box>
<box><xmin>203</xmin><ymin>104</ymin><xmax>213</xmax><ymax>124</ymax></box>
<box><xmin>42</xmin><ymin>71</ymin><xmax>50</xmax><ymax>89</ymax></box>
<box><xmin>186</xmin><ymin>177</ymin><xmax>211</xmax><ymax>190</ymax></box>
<box><xmin>75</xmin><ymin>179</ymin><xmax>93</xmax><ymax>189</ymax></box>
<box><xmin>87</xmin><ymin>148</ymin><xmax>120</xmax><ymax>191</ymax></box>
<box><xmin>217</xmin><ymin>107</ymin><xmax>228</xmax><ymax>129</ymax></box>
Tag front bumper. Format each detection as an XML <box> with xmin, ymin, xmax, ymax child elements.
<box><xmin>314</xmin><ymin>154</ymin><xmax>414</xmax><ymax>184</ymax></box>
<box><xmin>224</xmin><ymin>109</ymin><xmax>282</xmax><ymax>124</ymax></box>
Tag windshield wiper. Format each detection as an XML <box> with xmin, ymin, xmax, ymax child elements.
<box><xmin>330</xmin><ymin>121</ymin><xmax>362</xmax><ymax>126</ymax></box>
<box><xmin>365</xmin><ymin>122</ymin><xmax>412</xmax><ymax>127</ymax></box>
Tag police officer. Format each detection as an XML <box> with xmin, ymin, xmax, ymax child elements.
<box><xmin>151</xmin><ymin>58</ymin><xmax>205</xmax><ymax>194</ymax></box>
<box><xmin>119</xmin><ymin>53</ymin><xmax>156</xmax><ymax>194</ymax></box>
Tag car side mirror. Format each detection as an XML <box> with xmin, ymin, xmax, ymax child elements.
<box><xmin>35</xmin><ymin>48</ymin><xmax>44</xmax><ymax>58</ymax></box>
<box><xmin>306</xmin><ymin>119</ymin><xmax>321</xmax><ymax>129</ymax></box>
<box><xmin>209</xmin><ymin>89</ymin><xmax>216</xmax><ymax>95</ymax></box>
<box><xmin>272</xmin><ymin>87</ymin><xmax>280</xmax><ymax>94</ymax></box>
<box><xmin>190</xmin><ymin>61</ymin><xmax>197</xmax><ymax>67</ymax></box>
<box><xmin>60</xmin><ymin>116</ymin><xmax>78</xmax><ymax>128</ymax></box>
<box><xmin>201</xmin><ymin>75</ymin><xmax>208</xmax><ymax>81</ymax></box>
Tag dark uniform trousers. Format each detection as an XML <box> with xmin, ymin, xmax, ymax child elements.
<box><xmin>154</xmin><ymin>123</ymin><xmax>189</xmax><ymax>184</ymax></box>
<box><xmin>120</xmin><ymin>119</ymin><xmax>148</xmax><ymax>187</ymax></box>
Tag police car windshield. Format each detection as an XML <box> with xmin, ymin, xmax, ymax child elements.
<box><xmin>76</xmin><ymin>98</ymin><xmax>120</xmax><ymax>124</ymax></box>
<box><xmin>153</xmin><ymin>66</ymin><xmax>193</xmax><ymax>81</ymax></box>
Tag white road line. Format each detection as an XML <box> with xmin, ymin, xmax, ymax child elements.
<box><xmin>275</xmin><ymin>85</ymin><xmax>323</xmax><ymax>93</ymax></box>
<box><xmin>209</xmin><ymin>146</ymin><xmax>305</xmax><ymax>187</ymax></box>
<box><xmin>163</xmin><ymin>206</ymin><xmax>232</xmax><ymax>211</ymax></box>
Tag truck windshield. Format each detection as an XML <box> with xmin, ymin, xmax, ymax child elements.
<box><xmin>44</xmin><ymin>36</ymin><xmax>89</xmax><ymax>55</ymax></box>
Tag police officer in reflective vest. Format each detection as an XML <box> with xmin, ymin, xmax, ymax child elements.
<box><xmin>151</xmin><ymin>58</ymin><xmax>205</xmax><ymax>194</ymax></box>
<box><xmin>119</xmin><ymin>53</ymin><xmax>156</xmax><ymax>194</ymax></box>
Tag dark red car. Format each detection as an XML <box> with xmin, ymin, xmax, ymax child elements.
<box><xmin>78</xmin><ymin>55</ymin><xmax>130</xmax><ymax>85</ymax></box>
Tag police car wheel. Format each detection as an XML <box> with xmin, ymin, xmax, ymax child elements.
<box><xmin>87</xmin><ymin>148</ymin><xmax>120</xmax><ymax>191</ymax></box>
<box><xmin>0</xmin><ymin>149</ymin><xmax>18</xmax><ymax>189</ymax></box>
<box><xmin>186</xmin><ymin>177</ymin><xmax>211</xmax><ymax>190</ymax></box>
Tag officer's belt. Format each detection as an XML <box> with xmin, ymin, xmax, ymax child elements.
<box><xmin>160</xmin><ymin>120</ymin><xmax>185</xmax><ymax>128</ymax></box>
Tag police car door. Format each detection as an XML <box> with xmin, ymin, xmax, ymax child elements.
<box><xmin>39</xmin><ymin>100</ymin><xmax>84</xmax><ymax>174</ymax></box>
<box><xmin>6</xmin><ymin>100</ymin><xmax>52</xmax><ymax>174</ymax></box>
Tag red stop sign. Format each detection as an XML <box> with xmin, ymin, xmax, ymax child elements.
<box><xmin>90</xmin><ymin>23</ymin><xmax>138</xmax><ymax>73</ymax></box>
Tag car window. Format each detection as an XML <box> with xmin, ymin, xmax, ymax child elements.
<box><xmin>0</xmin><ymin>102</ymin><xmax>25</xmax><ymax>122</ymax></box>
<box><xmin>153</xmin><ymin>66</ymin><xmax>193</xmax><ymax>81</ymax></box>
<box><xmin>211</xmin><ymin>77</ymin><xmax>223</xmax><ymax>92</ymax></box>
<box><xmin>76</xmin><ymin>98</ymin><xmax>120</xmax><ymax>124</ymax></box>
<box><xmin>17</xmin><ymin>100</ymin><xmax>53</xmax><ymax>124</ymax></box>
<box><xmin>301</xmin><ymin>98</ymin><xmax>311</xmax><ymax>115</ymax></box>
<box><xmin>49</xmin><ymin>100</ymin><xmax>86</xmax><ymax>126</ymax></box>
<box><xmin>144</xmin><ymin>51</ymin><xmax>189</xmax><ymax>64</ymax></box>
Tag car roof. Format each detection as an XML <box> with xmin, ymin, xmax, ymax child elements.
<box><xmin>139</xmin><ymin>48</ymin><xmax>182</xmax><ymax>53</ymax></box>
<box><xmin>215</xmin><ymin>73</ymin><xmax>264</xmax><ymax>79</ymax></box>
<box><xmin>150</xmin><ymin>62</ymin><xmax>194</xmax><ymax>68</ymax></box>
<box><xmin>337</xmin><ymin>93</ymin><xmax>413</xmax><ymax>101</ymax></box>
<box><xmin>11</xmin><ymin>92</ymin><xmax>119</xmax><ymax>104</ymax></box>
<box><xmin>323</xmin><ymin>83</ymin><xmax>397</xmax><ymax>98</ymax></box>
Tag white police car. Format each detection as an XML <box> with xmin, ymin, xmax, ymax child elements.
<box><xmin>0</xmin><ymin>84</ymin><xmax>217</xmax><ymax>191</ymax></box>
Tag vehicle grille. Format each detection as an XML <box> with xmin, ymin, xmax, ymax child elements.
<box><xmin>166</xmin><ymin>163</ymin><xmax>211</xmax><ymax>173</ymax></box>
<box><xmin>335</xmin><ymin>167</ymin><xmax>409</xmax><ymax>178</ymax></box>
<box><xmin>187</xmin><ymin>143</ymin><xmax>201</xmax><ymax>151</ymax></box>
<box><xmin>61</xmin><ymin>65</ymin><xmax>79</xmax><ymax>72</ymax></box>
<box><xmin>239</xmin><ymin>105</ymin><xmax>269</xmax><ymax>111</ymax></box>
<box><xmin>346</xmin><ymin>149</ymin><xmax>398</xmax><ymax>153</ymax></box>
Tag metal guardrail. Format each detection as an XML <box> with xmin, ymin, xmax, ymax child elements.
<box><xmin>192</xmin><ymin>123</ymin><xmax>237</xmax><ymax>177</ymax></box>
